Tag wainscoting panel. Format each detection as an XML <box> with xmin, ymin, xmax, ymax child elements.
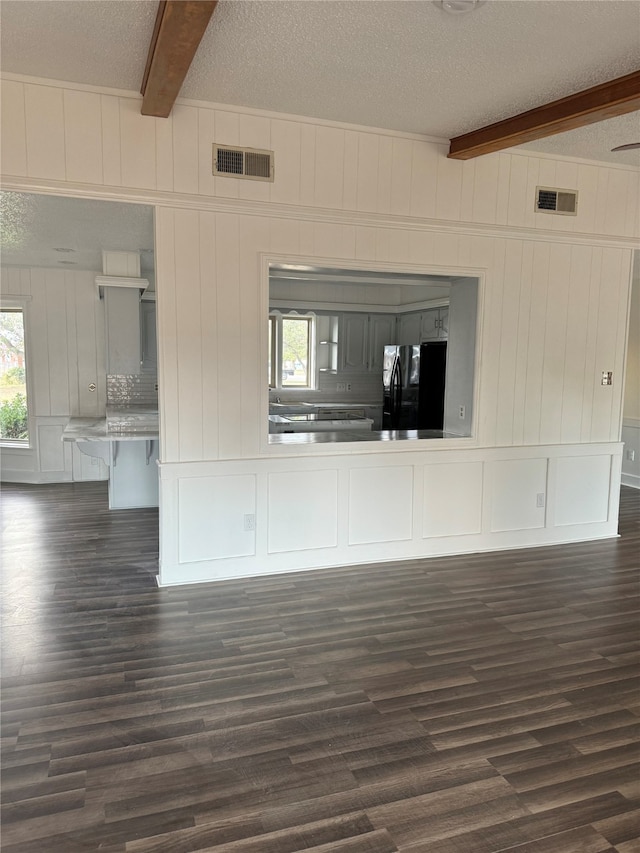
<box><xmin>37</xmin><ymin>423</ymin><xmax>66</xmax><ymax>472</ymax></box>
<box><xmin>423</xmin><ymin>460</ymin><xmax>483</xmax><ymax>538</ymax></box>
<box><xmin>268</xmin><ymin>469</ymin><xmax>338</xmax><ymax>553</ymax></box>
<box><xmin>178</xmin><ymin>474</ymin><xmax>256</xmax><ymax>563</ymax></box>
<box><xmin>554</xmin><ymin>454</ymin><xmax>611</xmax><ymax>526</ymax></box>
<box><xmin>348</xmin><ymin>465</ymin><xmax>414</xmax><ymax>545</ymax></box>
<box><xmin>489</xmin><ymin>457</ymin><xmax>547</xmax><ymax>532</ymax></box>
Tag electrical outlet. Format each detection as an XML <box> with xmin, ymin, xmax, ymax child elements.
<box><xmin>627</xmin><ymin>449</ymin><xmax>636</xmax><ymax>462</ymax></box>
<box><xmin>459</xmin><ymin>405</ymin><xmax>465</xmax><ymax>419</ymax></box>
<box><xmin>536</xmin><ymin>493</ymin><xmax>545</xmax><ymax>508</ymax></box>
<box><xmin>346</xmin><ymin>383</ymin><xmax>352</xmax><ymax>392</ymax></box>
<box><xmin>244</xmin><ymin>514</ymin><xmax>256</xmax><ymax>531</ymax></box>
<box><xmin>336</xmin><ymin>382</ymin><xmax>346</xmax><ymax>392</ymax></box>
<box><xmin>601</xmin><ymin>371</ymin><xmax>613</xmax><ymax>386</ymax></box>
<box><xmin>91</xmin><ymin>457</ymin><xmax>98</xmax><ymax>466</ymax></box>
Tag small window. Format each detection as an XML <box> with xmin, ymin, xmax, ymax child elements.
<box><xmin>0</xmin><ymin>308</ymin><xmax>29</xmax><ymax>443</ymax></box>
<box><xmin>269</xmin><ymin>313</ymin><xmax>314</xmax><ymax>389</ymax></box>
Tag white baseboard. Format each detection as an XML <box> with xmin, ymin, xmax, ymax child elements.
<box><xmin>1</xmin><ymin>470</ymin><xmax>73</xmax><ymax>484</ymax></box>
<box><xmin>621</xmin><ymin>473</ymin><xmax>640</xmax><ymax>489</ymax></box>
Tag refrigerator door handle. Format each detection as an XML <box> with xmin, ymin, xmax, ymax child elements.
<box><xmin>392</xmin><ymin>358</ymin><xmax>402</xmax><ymax>425</ymax></box>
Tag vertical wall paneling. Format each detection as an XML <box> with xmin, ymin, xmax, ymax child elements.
<box><xmin>471</xmin><ymin>153</ymin><xmax>500</xmax><ymax>225</ymax></box>
<box><xmin>409</xmin><ymin>141</ymin><xmax>438</xmax><ymax>219</ymax></box>
<box><xmin>270</xmin><ymin>120</ymin><xmax>301</xmax><ymax>206</ymax></box>
<box><xmin>495</xmin><ymin>240</ymin><xmax>524</xmax><ymax>447</ymax></box>
<box><xmin>215</xmin><ymin>214</ymin><xmax>242</xmax><ymax>459</ymax></box>
<box><xmin>613</xmin><ymin>251</ymin><xmax>634</xmax><ymax>435</ymax></box>
<box><xmin>155</xmin><ymin>110</ymin><xmax>174</xmax><ymax>193</ymax></box>
<box><xmin>198</xmin><ymin>211</ymin><xmax>219</xmax><ymax>461</ymax></box>
<box><xmin>593</xmin><ymin>167</ymin><xmax>611</xmax><ymax>236</ymax></box>
<box><xmin>560</xmin><ymin>246</ymin><xmax>592</xmax><ymax>444</ymax></box>
<box><xmin>591</xmin><ymin>249</ymin><xmax>625</xmax><ymax>441</ymax></box>
<box><xmin>155</xmin><ymin>208</ymin><xmax>180</xmax><ymax>462</ymax></box>
<box><xmin>24</xmin><ymin>84</ymin><xmax>66</xmax><ymax>179</ymax></box>
<box><xmin>100</xmin><ymin>94</ymin><xmax>122</xmax><ymax>186</ymax></box>
<box><xmin>390</xmin><ymin>138</ymin><xmax>414</xmax><ymax>217</ymax></box>
<box><xmin>28</xmin><ymin>269</ymin><xmax>51</xmax><ymax>416</ymax></box>
<box><xmin>580</xmin><ymin>248</ymin><xmax>603</xmax><ymax>443</ymax></box>
<box><xmin>506</xmin><ymin>154</ymin><xmax>529</xmax><ymax>228</ymax></box>
<box><xmin>479</xmin><ymin>239</ymin><xmax>506</xmax><ymax>446</ymax></box>
<box><xmin>494</xmin><ymin>153</ymin><xmax>512</xmax><ymax>227</ymax></box>
<box><xmin>524</xmin><ymin>157</ymin><xmax>540</xmax><ymax>231</ymax></box>
<box><xmin>299</xmin><ymin>123</ymin><xmax>317</xmax><ymax>207</ymax></box>
<box><xmin>65</xmin><ymin>274</ymin><xmax>80</xmax><ymax>417</ymax></box>
<box><xmin>539</xmin><ymin>243</ymin><xmax>571</xmax><ymax>445</ymax></box>
<box><xmin>356</xmin><ymin>133</ymin><xmax>379</xmax><ymax>213</ymax></box>
<box><xmin>624</xmin><ymin>171</ymin><xmax>640</xmax><ymax>240</ymax></box>
<box><xmin>354</xmin><ymin>226</ymin><xmax>377</xmax><ymax>262</ymax></box>
<box><xmin>119</xmin><ymin>98</ymin><xmax>157</xmax><ymax>190</ymax></box>
<box><xmin>172</xmin><ymin>105</ymin><xmax>198</xmax><ymax>195</ymax></box>
<box><xmin>239</xmin><ymin>216</ymin><xmax>268</xmax><ymax>457</ymax></box>
<box><xmin>314</xmin><ymin>126</ymin><xmax>345</xmax><ymax>210</ymax></box>
<box><xmin>376</xmin><ymin>136</ymin><xmax>393</xmax><ymax>214</ymax></box>
<box><xmin>63</xmin><ymin>89</ymin><xmax>103</xmax><ymax>184</ymax></box>
<box><xmin>1</xmin><ymin>79</ymin><xmax>27</xmax><ymax>175</ymax></box>
<box><xmin>523</xmin><ymin>242</ymin><xmax>551</xmax><ymax>445</ymax></box>
<box><xmin>174</xmin><ymin>210</ymin><xmax>203</xmax><ymax>461</ymax></box>
<box><xmin>435</xmin><ymin>149</ymin><xmax>463</xmax><ymax>222</ymax></box>
<box><xmin>342</xmin><ymin>131</ymin><xmax>359</xmax><ymax>211</ymax></box>
<box><xmin>459</xmin><ymin>158</ymin><xmax>476</xmax><ymax>223</ymax></box>
<box><xmin>197</xmin><ymin>108</ymin><xmax>215</xmax><ymax>196</ymax></box>
<box><xmin>45</xmin><ymin>270</ymin><xmax>70</xmax><ymax>416</ymax></box>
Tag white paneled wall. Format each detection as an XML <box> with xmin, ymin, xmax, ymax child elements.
<box><xmin>2</xmin><ymin>74</ymin><xmax>637</xmax><ymax>583</ymax></box>
<box><xmin>155</xmin><ymin>208</ymin><xmax>633</xmax><ymax>463</ymax></box>
<box><xmin>2</xmin><ymin>77</ymin><xmax>639</xmax><ymax>239</ymax></box>
<box><xmin>0</xmin><ymin>266</ymin><xmax>108</xmax><ymax>482</ymax></box>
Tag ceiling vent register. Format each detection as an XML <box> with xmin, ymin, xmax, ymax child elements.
<box><xmin>535</xmin><ymin>187</ymin><xmax>578</xmax><ymax>216</ymax></box>
<box><xmin>212</xmin><ymin>145</ymin><xmax>274</xmax><ymax>182</ymax></box>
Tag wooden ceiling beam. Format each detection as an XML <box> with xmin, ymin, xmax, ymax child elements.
<box><xmin>141</xmin><ymin>0</ymin><xmax>217</xmax><ymax>118</ymax></box>
<box><xmin>448</xmin><ymin>70</ymin><xmax>640</xmax><ymax>160</ymax></box>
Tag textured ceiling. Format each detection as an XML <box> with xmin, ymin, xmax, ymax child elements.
<box><xmin>0</xmin><ymin>0</ymin><xmax>639</xmax><ymax>166</ymax></box>
<box><xmin>0</xmin><ymin>193</ymin><xmax>155</xmax><ymax>273</ymax></box>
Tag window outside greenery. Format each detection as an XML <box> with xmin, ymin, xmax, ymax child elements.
<box><xmin>0</xmin><ymin>309</ymin><xmax>28</xmax><ymax>441</ymax></box>
<box><xmin>269</xmin><ymin>314</ymin><xmax>313</xmax><ymax>389</ymax></box>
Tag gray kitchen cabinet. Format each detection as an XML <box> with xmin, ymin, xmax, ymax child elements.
<box><xmin>421</xmin><ymin>307</ymin><xmax>448</xmax><ymax>341</ymax></box>
<box><xmin>397</xmin><ymin>312</ymin><xmax>421</xmax><ymax>345</ymax></box>
<box><xmin>140</xmin><ymin>300</ymin><xmax>157</xmax><ymax>373</ymax></box>
<box><xmin>340</xmin><ymin>312</ymin><xmax>396</xmax><ymax>373</ymax></box>
<box><xmin>368</xmin><ymin>314</ymin><xmax>396</xmax><ymax>373</ymax></box>
<box><xmin>339</xmin><ymin>313</ymin><xmax>369</xmax><ymax>372</ymax></box>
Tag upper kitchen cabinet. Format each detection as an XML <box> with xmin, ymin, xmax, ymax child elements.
<box><xmin>339</xmin><ymin>313</ymin><xmax>369</xmax><ymax>372</ymax></box>
<box><xmin>340</xmin><ymin>313</ymin><xmax>396</xmax><ymax>373</ymax></box>
<box><xmin>140</xmin><ymin>299</ymin><xmax>157</xmax><ymax>373</ymax></box>
<box><xmin>421</xmin><ymin>307</ymin><xmax>448</xmax><ymax>341</ymax></box>
<box><xmin>368</xmin><ymin>314</ymin><xmax>396</xmax><ymax>373</ymax></box>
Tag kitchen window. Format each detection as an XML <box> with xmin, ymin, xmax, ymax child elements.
<box><xmin>0</xmin><ymin>307</ymin><xmax>29</xmax><ymax>444</ymax></box>
<box><xmin>269</xmin><ymin>312</ymin><xmax>315</xmax><ymax>389</ymax></box>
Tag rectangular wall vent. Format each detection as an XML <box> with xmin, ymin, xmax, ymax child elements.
<box><xmin>212</xmin><ymin>145</ymin><xmax>274</xmax><ymax>181</ymax></box>
<box><xmin>535</xmin><ymin>186</ymin><xmax>578</xmax><ymax>216</ymax></box>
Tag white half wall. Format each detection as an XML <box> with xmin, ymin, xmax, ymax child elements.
<box><xmin>158</xmin><ymin>442</ymin><xmax>623</xmax><ymax>586</ymax></box>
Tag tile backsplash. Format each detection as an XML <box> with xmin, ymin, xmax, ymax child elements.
<box><xmin>107</xmin><ymin>374</ymin><xmax>158</xmax><ymax>408</ymax></box>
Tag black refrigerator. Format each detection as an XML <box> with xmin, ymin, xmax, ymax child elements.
<box><xmin>382</xmin><ymin>343</ymin><xmax>447</xmax><ymax>430</ymax></box>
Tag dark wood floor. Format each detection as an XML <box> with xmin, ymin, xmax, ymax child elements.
<box><xmin>1</xmin><ymin>481</ymin><xmax>639</xmax><ymax>853</ymax></box>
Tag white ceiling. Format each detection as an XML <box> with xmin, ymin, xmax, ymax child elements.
<box><xmin>0</xmin><ymin>193</ymin><xmax>155</xmax><ymax>273</ymax></box>
<box><xmin>1</xmin><ymin>0</ymin><xmax>639</xmax><ymax>167</ymax></box>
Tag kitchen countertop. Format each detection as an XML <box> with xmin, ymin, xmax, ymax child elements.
<box><xmin>62</xmin><ymin>417</ymin><xmax>159</xmax><ymax>442</ymax></box>
<box><xmin>269</xmin><ymin>429</ymin><xmax>456</xmax><ymax>444</ymax></box>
